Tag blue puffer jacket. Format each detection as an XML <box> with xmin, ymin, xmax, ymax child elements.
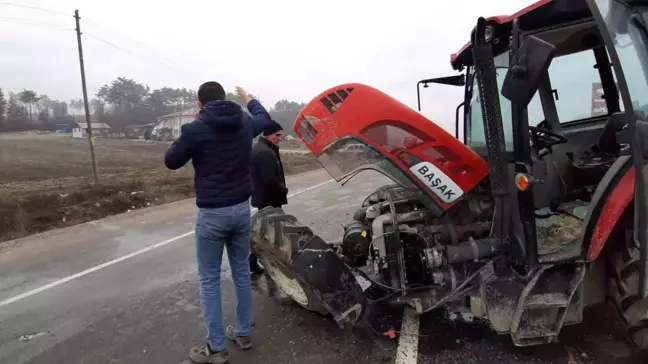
<box><xmin>164</xmin><ymin>99</ymin><xmax>273</xmax><ymax>208</ymax></box>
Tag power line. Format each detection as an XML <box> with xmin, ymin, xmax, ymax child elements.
<box><xmin>84</xmin><ymin>33</ymin><xmax>150</xmax><ymax>59</ymax></box>
<box><xmin>0</xmin><ymin>2</ymin><xmax>68</xmax><ymax>16</ymax></box>
<box><xmin>0</xmin><ymin>1</ymin><xmax>200</xmax><ymax>76</ymax></box>
<box><xmin>0</xmin><ymin>4</ymin><xmax>204</xmax><ymax>79</ymax></box>
<box><xmin>82</xmin><ymin>18</ymin><xmax>198</xmax><ymax>77</ymax></box>
<box><xmin>84</xmin><ymin>19</ymin><xmax>167</xmax><ymax>54</ymax></box>
<box><xmin>0</xmin><ymin>16</ymin><xmax>71</xmax><ymax>31</ymax></box>
<box><xmin>0</xmin><ymin>14</ymin><xmax>191</xmax><ymax>77</ymax></box>
<box><xmin>0</xmin><ymin>2</ymin><xmax>179</xmax><ymax>66</ymax></box>
<box><xmin>83</xmin><ymin>33</ymin><xmax>192</xmax><ymax>78</ymax></box>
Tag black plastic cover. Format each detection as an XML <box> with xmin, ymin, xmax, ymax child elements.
<box><xmin>501</xmin><ymin>35</ymin><xmax>556</xmax><ymax>107</ymax></box>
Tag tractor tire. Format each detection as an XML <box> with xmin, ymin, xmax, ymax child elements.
<box><xmin>608</xmin><ymin>222</ymin><xmax>648</xmax><ymax>350</ymax></box>
<box><xmin>250</xmin><ymin>207</ymin><xmax>328</xmax><ymax>315</ymax></box>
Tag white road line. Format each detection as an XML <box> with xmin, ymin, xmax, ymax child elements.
<box><xmin>0</xmin><ymin>231</ymin><xmax>194</xmax><ymax>307</ymax></box>
<box><xmin>286</xmin><ymin>179</ymin><xmax>333</xmax><ymax>199</ymax></box>
<box><xmin>0</xmin><ymin>179</ymin><xmax>334</xmax><ymax>308</ymax></box>
<box><xmin>395</xmin><ymin>308</ymin><xmax>420</xmax><ymax>364</ymax></box>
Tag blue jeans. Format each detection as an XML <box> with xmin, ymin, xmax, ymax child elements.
<box><xmin>195</xmin><ymin>201</ymin><xmax>252</xmax><ymax>351</ymax></box>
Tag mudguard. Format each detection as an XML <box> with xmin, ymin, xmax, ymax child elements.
<box><xmin>580</xmin><ymin>156</ymin><xmax>634</xmax><ymax>261</ymax></box>
<box><xmin>250</xmin><ymin>207</ymin><xmax>366</xmax><ymax>327</ymax></box>
<box><xmin>291</xmin><ymin>235</ymin><xmax>366</xmax><ymax>327</ymax></box>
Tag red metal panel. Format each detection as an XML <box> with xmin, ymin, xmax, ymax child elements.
<box><xmin>588</xmin><ymin>167</ymin><xmax>635</xmax><ymax>261</ymax></box>
<box><xmin>293</xmin><ymin>83</ymin><xmax>489</xmax><ymax>211</ymax></box>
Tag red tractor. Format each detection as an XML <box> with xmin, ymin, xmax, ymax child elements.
<box><xmin>251</xmin><ymin>0</ymin><xmax>648</xmax><ymax>349</ymax></box>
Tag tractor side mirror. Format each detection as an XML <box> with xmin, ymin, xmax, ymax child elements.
<box><xmin>417</xmin><ymin>74</ymin><xmax>466</xmax><ymax>112</ymax></box>
<box><xmin>501</xmin><ymin>35</ymin><xmax>556</xmax><ymax>107</ymax></box>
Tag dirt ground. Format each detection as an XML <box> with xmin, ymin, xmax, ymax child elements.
<box><xmin>0</xmin><ymin>132</ymin><xmax>319</xmax><ymax>243</ymax></box>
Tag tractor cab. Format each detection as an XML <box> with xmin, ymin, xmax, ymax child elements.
<box><xmin>412</xmin><ymin>0</ymin><xmax>648</xmax><ymax>345</ymax></box>
<box><xmin>423</xmin><ymin>0</ymin><xmax>647</xmax><ymax>203</ymax></box>
<box><xmin>422</xmin><ymin>0</ymin><xmax>648</xmax><ymax>265</ymax></box>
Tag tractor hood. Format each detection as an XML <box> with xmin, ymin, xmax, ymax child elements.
<box><xmin>293</xmin><ymin>83</ymin><xmax>489</xmax><ymax>215</ymax></box>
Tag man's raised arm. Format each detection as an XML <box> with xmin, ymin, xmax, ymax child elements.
<box><xmin>164</xmin><ymin>123</ymin><xmax>194</xmax><ymax>170</ymax></box>
<box><xmin>236</xmin><ymin>86</ymin><xmax>273</xmax><ymax>137</ymax></box>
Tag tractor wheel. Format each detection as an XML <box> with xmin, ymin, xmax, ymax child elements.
<box><xmin>608</xmin><ymin>221</ymin><xmax>648</xmax><ymax>350</ymax></box>
<box><xmin>250</xmin><ymin>207</ymin><xmax>328</xmax><ymax>315</ymax></box>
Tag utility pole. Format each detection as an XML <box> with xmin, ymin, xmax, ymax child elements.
<box><xmin>74</xmin><ymin>9</ymin><xmax>99</xmax><ymax>184</ymax></box>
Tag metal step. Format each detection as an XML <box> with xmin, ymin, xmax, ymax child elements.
<box><xmin>525</xmin><ymin>293</ymin><xmax>569</xmax><ymax>309</ymax></box>
<box><xmin>515</xmin><ymin>328</ymin><xmax>560</xmax><ymax>346</ymax></box>
<box><xmin>510</xmin><ymin>263</ymin><xmax>586</xmax><ymax>346</ymax></box>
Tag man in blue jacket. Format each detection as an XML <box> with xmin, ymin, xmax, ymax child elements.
<box><xmin>165</xmin><ymin>82</ymin><xmax>272</xmax><ymax>364</ymax></box>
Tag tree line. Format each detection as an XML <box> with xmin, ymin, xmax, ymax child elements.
<box><xmin>0</xmin><ymin>77</ymin><xmax>306</xmax><ymax>135</ymax></box>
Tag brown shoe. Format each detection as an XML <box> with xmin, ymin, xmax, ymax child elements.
<box><xmin>189</xmin><ymin>344</ymin><xmax>229</xmax><ymax>363</ymax></box>
<box><xmin>225</xmin><ymin>325</ymin><xmax>253</xmax><ymax>350</ymax></box>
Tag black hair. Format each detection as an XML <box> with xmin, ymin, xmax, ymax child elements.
<box><xmin>197</xmin><ymin>81</ymin><xmax>226</xmax><ymax>104</ymax></box>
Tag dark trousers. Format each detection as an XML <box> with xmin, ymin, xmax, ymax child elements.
<box><xmin>249</xmin><ymin>252</ymin><xmax>261</xmax><ymax>272</ymax></box>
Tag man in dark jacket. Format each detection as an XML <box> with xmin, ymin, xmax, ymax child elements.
<box><xmin>248</xmin><ymin>122</ymin><xmax>288</xmax><ymax>273</ymax></box>
<box><xmin>251</xmin><ymin>122</ymin><xmax>288</xmax><ymax>209</ymax></box>
<box><xmin>165</xmin><ymin>82</ymin><xmax>272</xmax><ymax>364</ymax></box>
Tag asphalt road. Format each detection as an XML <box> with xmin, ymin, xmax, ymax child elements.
<box><xmin>0</xmin><ymin>169</ymin><xmax>646</xmax><ymax>364</ymax></box>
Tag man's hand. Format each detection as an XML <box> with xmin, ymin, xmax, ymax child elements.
<box><xmin>236</xmin><ymin>86</ymin><xmax>252</xmax><ymax>104</ymax></box>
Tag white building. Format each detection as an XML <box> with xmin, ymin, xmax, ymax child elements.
<box><xmin>72</xmin><ymin>122</ymin><xmax>112</xmax><ymax>138</ymax></box>
<box><xmin>152</xmin><ymin>108</ymin><xmax>199</xmax><ymax>141</ymax></box>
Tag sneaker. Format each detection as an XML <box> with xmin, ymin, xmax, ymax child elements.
<box><xmin>225</xmin><ymin>325</ymin><xmax>253</xmax><ymax>350</ymax></box>
<box><xmin>189</xmin><ymin>344</ymin><xmax>229</xmax><ymax>363</ymax></box>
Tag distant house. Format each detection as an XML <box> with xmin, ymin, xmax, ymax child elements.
<box><xmin>152</xmin><ymin>108</ymin><xmax>199</xmax><ymax>141</ymax></box>
<box><xmin>124</xmin><ymin>123</ymin><xmax>157</xmax><ymax>139</ymax></box>
<box><xmin>72</xmin><ymin>122</ymin><xmax>111</xmax><ymax>138</ymax></box>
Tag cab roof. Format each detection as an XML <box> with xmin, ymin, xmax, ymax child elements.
<box><xmin>450</xmin><ymin>0</ymin><xmax>592</xmax><ymax>70</ymax></box>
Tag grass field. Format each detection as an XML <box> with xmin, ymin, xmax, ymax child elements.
<box><xmin>0</xmin><ymin>132</ymin><xmax>319</xmax><ymax>242</ymax></box>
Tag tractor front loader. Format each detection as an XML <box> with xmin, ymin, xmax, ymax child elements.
<box><xmin>251</xmin><ymin>0</ymin><xmax>648</xmax><ymax>349</ymax></box>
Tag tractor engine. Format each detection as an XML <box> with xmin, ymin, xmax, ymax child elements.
<box><xmin>341</xmin><ymin>183</ymin><xmax>496</xmax><ymax>299</ymax></box>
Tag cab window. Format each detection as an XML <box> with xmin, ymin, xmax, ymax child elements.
<box><xmin>468</xmin><ymin>46</ymin><xmax>620</xmax><ymax>152</ymax></box>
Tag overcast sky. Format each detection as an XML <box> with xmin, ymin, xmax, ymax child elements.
<box><xmin>0</xmin><ymin>0</ymin><xmax>535</xmax><ymax>131</ymax></box>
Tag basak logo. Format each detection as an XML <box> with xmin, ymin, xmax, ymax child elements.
<box><xmin>410</xmin><ymin>162</ymin><xmax>464</xmax><ymax>204</ymax></box>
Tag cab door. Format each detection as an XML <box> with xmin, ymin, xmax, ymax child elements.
<box><xmin>587</xmin><ymin>0</ymin><xmax>648</xmax><ymax>297</ymax></box>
